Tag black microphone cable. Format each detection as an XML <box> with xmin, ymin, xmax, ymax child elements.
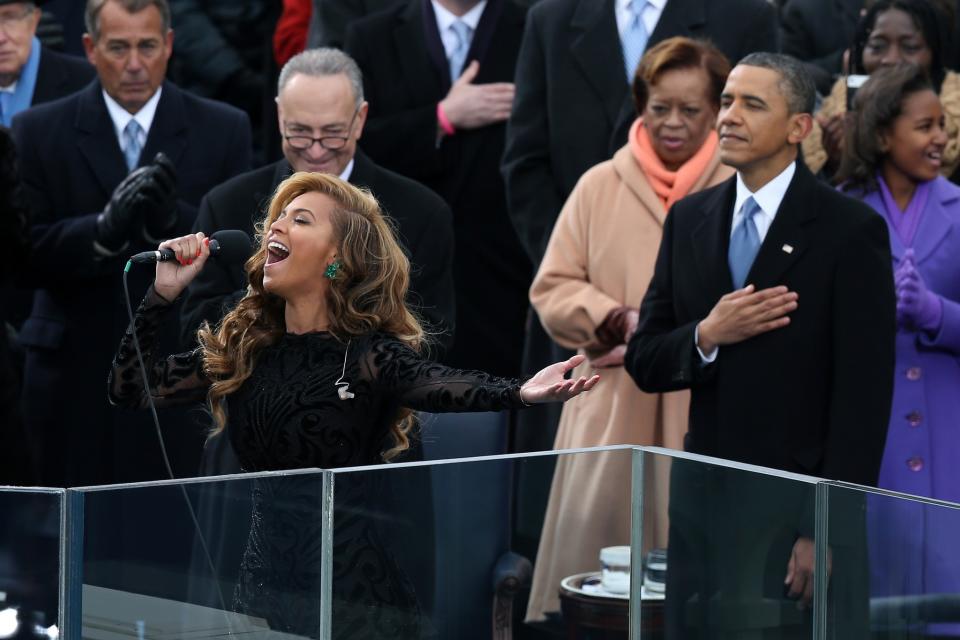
<box><xmin>121</xmin><ymin>259</ymin><xmax>236</xmax><ymax>637</ymax></box>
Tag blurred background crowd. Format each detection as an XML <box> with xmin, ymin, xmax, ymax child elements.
<box><xmin>3</xmin><ymin>0</ymin><xmax>960</xmax><ymax>637</ymax></box>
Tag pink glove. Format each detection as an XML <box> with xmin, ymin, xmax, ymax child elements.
<box><xmin>896</xmin><ymin>249</ymin><xmax>942</xmax><ymax>332</ymax></box>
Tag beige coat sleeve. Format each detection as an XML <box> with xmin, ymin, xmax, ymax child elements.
<box><xmin>530</xmin><ymin>175</ymin><xmax>622</xmax><ymax>351</ymax></box>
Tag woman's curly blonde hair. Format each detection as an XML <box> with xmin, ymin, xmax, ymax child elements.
<box><xmin>197</xmin><ymin>171</ymin><xmax>425</xmax><ymax>460</ymax></box>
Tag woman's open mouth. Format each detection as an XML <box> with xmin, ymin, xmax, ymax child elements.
<box><xmin>266</xmin><ymin>241</ymin><xmax>290</xmax><ymax>265</ymax></box>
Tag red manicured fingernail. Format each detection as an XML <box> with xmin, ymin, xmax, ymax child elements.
<box><xmin>204</xmin><ymin>238</ymin><xmax>210</xmax><ymax>246</ymax></box>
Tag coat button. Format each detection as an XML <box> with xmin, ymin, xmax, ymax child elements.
<box><xmin>906</xmin><ymin>367</ymin><xmax>922</xmax><ymax>381</ymax></box>
<box><xmin>906</xmin><ymin>411</ymin><xmax>923</xmax><ymax>428</ymax></box>
<box><xmin>907</xmin><ymin>457</ymin><xmax>925</xmax><ymax>472</ymax></box>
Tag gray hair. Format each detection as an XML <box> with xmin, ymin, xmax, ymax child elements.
<box><xmin>737</xmin><ymin>52</ymin><xmax>815</xmax><ymax>115</ymax></box>
<box><xmin>85</xmin><ymin>0</ymin><xmax>171</xmax><ymax>41</ymax></box>
<box><xmin>277</xmin><ymin>48</ymin><xmax>365</xmax><ymax>108</ymax></box>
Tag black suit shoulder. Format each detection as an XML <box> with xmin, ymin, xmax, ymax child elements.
<box><xmin>358</xmin><ymin>160</ymin><xmax>452</xmax><ymax>227</ymax></box>
<box><xmin>32</xmin><ymin>47</ymin><xmax>95</xmax><ymax>105</ymax></box>
<box><xmin>206</xmin><ymin>162</ymin><xmax>279</xmax><ymax>206</ymax></box>
<box><xmin>200</xmin><ymin>161</ymin><xmax>281</xmax><ymax>235</ymax></box>
<box><xmin>667</xmin><ymin>176</ymin><xmax>734</xmax><ymax>228</ymax></box>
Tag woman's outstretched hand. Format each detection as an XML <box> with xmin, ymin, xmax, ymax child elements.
<box><xmin>153</xmin><ymin>232</ymin><xmax>211</xmax><ymax>302</ymax></box>
<box><xmin>520</xmin><ymin>354</ymin><xmax>600</xmax><ymax>404</ymax></box>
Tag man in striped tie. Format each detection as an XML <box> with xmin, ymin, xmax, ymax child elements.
<box><xmin>10</xmin><ymin>0</ymin><xmax>252</xmax><ymax>488</ymax></box>
<box><xmin>626</xmin><ymin>53</ymin><xmax>895</xmax><ymax>638</ymax></box>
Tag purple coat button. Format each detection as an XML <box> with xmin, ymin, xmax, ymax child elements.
<box><xmin>907</xmin><ymin>411</ymin><xmax>923</xmax><ymax>427</ymax></box>
<box><xmin>907</xmin><ymin>457</ymin><xmax>925</xmax><ymax>472</ymax></box>
<box><xmin>906</xmin><ymin>367</ymin><xmax>922</xmax><ymax>381</ymax></box>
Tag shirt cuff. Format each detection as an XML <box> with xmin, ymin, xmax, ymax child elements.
<box><xmin>694</xmin><ymin>324</ymin><xmax>718</xmax><ymax>364</ymax></box>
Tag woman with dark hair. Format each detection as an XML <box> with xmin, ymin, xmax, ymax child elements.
<box><xmin>525</xmin><ymin>36</ymin><xmax>734</xmax><ymax>623</ymax></box>
<box><xmin>108</xmin><ymin>171</ymin><xmax>598</xmax><ymax>637</ymax></box>
<box><xmin>804</xmin><ymin>0</ymin><xmax>960</xmax><ymax>178</ymax></box>
<box><xmin>838</xmin><ymin>64</ymin><xmax>960</xmax><ymax>617</ymax></box>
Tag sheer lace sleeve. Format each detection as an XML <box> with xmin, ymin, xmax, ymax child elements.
<box><xmin>363</xmin><ymin>334</ymin><xmax>526</xmax><ymax>412</ymax></box>
<box><xmin>108</xmin><ymin>286</ymin><xmax>210</xmax><ymax>409</ymax></box>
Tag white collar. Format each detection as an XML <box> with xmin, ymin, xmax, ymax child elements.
<box><xmin>616</xmin><ymin>0</ymin><xmax>667</xmax><ymax>13</ymax></box>
<box><xmin>734</xmin><ymin>160</ymin><xmax>796</xmax><ymax>220</ymax></box>
<box><xmin>339</xmin><ymin>158</ymin><xmax>354</xmax><ymax>182</ymax></box>
<box><xmin>0</xmin><ymin>80</ymin><xmax>17</xmax><ymax>93</ymax></box>
<box><xmin>432</xmin><ymin>0</ymin><xmax>486</xmax><ymax>33</ymax></box>
<box><xmin>102</xmin><ymin>86</ymin><xmax>163</xmax><ymax>142</ymax></box>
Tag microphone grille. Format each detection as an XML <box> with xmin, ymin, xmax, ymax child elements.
<box><xmin>209</xmin><ymin>230</ymin><xmax>253</xmax><ymax>264</ymax></box>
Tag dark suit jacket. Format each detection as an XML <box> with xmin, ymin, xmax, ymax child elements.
<box><xmin>32</xmin><ymin>46</ymin><xmax>95</xmax><ymax>106</ymax></box>
<box><xmin>2</xmin><ymin>47</ymin><xmax>95</xmax><ymax>330</ymax></box>
<box><xmin>345</xmin><ymin>0</ymin><xmax>532</xmax><ymax>376</ymax></box>
<box><xmin>780</xmin><ymin>0</ymin><xmax>862</xmax><ymax>95</ymax></box>
<box><xmin>180</xmin><ymin>152</ymin><xmax>456</xmax><ymax>353</ymax></box>
<box><xmin>11</xmin><ymin>80</ymin><xmax>251</xmax><ymax>487</ymax></box>
<box><xmin>502</xmin><ymin>0</ymin><xmax>780</xmax><ymax>263</ymax></box>
<box><xmin>625</xmin><ymin>161</ymin><xmax>895</xmax><ymax>486</ymax></box>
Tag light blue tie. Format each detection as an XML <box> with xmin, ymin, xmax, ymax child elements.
<box><xmin>123</xmin><ymin>119</ymin><xmax>143</xmax><ymax>172</ymax></box>
<box><xmin>621</xmin><ymin>0</ymin><xmax>649</xmax><ymax>82</ymax></box>
<box><xmin>448</xmin><ymin>20</ymin><xmax>472</xmax><ymax>83</ymax></box>
<box><xmin>728</xmin><ymin>196</ymin><xmax>762</xmax><ymax>289</ymax></box>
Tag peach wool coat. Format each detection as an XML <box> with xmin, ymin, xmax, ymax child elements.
<box><xmin>525</xmin><ymin>142</ymin><xmax>733</xmax><ymax>621</ymax></box>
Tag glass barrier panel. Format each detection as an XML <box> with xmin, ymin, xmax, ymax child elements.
<box><xmin>327</xmin><ymin>446</ymin><xmax>636</xmax><ymax>640</ymax></box>
<box><xmin>72</xmin><ymin>470</ymin><xmax>325</xmax><ymax>640</ymax></box>
<box><xmin>633</xmin><ymin>447</ymin><xmax>822</xmax><ymax>640</ymax></box>
<box><xmin>0</xmin><ymin>487</ymin><xmax>62</xmax><ymax>640</ymax></box>
<box><xmin>825</xmin><ymin>482</ymin><xmax>960</xmax><ymax>640</ymax></box>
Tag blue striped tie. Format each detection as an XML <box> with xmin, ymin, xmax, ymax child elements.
<box><xmin>123</xmin><ymin>119</ymin><xmax>143</xmax><ymax>172</ymax></box>
<box><xmin>449</xmin><ymin>20</ymin><xmax>472</xmax><ymax>83</ymax></box>
<box><xmin>728</xmin><ymin>197</ymin><xmax>762</xmax><ymax>289</ymax></box>
<box><xmin>621</xmin><ymin>0</ymin><xmax>649</xmax><ymax>82</ymax></box>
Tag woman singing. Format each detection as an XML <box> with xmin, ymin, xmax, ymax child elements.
<box><xmin>107</xmin><ymin>171</ymin><xmax>598</xmax><ymax>637</ymax></box>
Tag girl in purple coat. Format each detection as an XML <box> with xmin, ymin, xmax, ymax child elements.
<box><xmin>839</xmin><ymin>64</ymin><xmax>960</xmax><ymax>633</ymax></box>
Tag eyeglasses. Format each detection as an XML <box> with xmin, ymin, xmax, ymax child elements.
<box><xmin>0</xmin><ymin>6</ymin><xmax>34</xmax><ymax>35</ymax></box>
<box><xmin>283</xmin><ymin>107</ymin><xmax>361</xmax><ymax>151</ymax></box>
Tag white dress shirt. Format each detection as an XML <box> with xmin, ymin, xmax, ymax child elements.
<box><xmin>697</xmin><ymin>161</ymin><xmax>797</xmax><ymax>362</ymax></box>
<box><xmin>102</xmin><ymin>87</ymin><xmax>162</xmax><ymax>156</ymax></box>
<box><xmin>615</xmin><ymin>0</ymin><xmax>666</xmax><ymax>41</ymax></box>
<box><xmin>432</xmin><ymin>0</ymin><xmax>487</xmax><ymax>60</ymax></box>
<box><xmin>339</xmin><ymin>158</ymin><xmax>355</xmax><ymax>182</ymax></box>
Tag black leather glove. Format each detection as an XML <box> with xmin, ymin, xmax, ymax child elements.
<box><xmin>140</xmin><ymin>152</ymin><xmax>179</xmax><ymax>242</ymax></box>
<box><xmin>95</xmin><ymin>165</ymin><xmax>155</xmax><ymax>253</ymax></box>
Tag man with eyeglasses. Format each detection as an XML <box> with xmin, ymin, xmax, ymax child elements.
<box><xmin>181</xmin><ymin>47</ymin><xmax>454</xmax><ymax>354</ymax></box>
<box><xmin>0</xmin><ymin>0</ymin><xmax>94</xmax><ymax>126</ymax></box>
<box><xmin>10</xmin><ymin>0</ymin><xmax>252</xmax><ymax>487</ymax></box>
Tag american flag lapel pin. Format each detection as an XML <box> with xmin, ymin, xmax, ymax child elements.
<box><xmin>782</xmin><ymin>244</ymin><xmax>794</xmax><ymax>254</ymax></box>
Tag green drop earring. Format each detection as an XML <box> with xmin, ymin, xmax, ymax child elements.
<box><xmin>324</xmin><ymin>259</ymin><xmax>342</xmax><ymax>280</ymax></box>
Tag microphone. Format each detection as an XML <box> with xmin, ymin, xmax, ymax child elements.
<box><xmin>129</xmin><ymin>230</ymin><xmax>253</xmax><ymax>265</ymax></box>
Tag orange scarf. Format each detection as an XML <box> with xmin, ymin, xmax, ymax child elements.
<box><xmin>629</xmin><ymin>118</ymin><xmax>719</xmax><ymax>210</ymax></box>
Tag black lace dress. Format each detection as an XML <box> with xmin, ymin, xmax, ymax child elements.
<box><xmin>108</xmin><ymin>288</ymin><xmax>526</xmax><ymax>638</ymax></box>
